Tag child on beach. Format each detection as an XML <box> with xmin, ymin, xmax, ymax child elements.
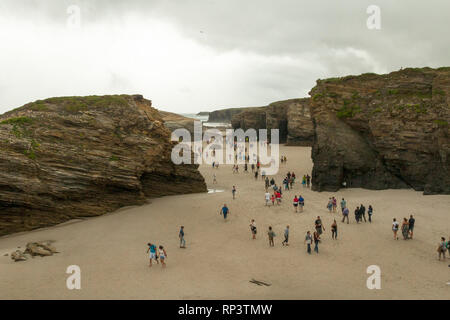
<box><xmin>158</xmin><ymin>245</ymin><xmax>167</xmax><ymax>268</ymax></box>
<box><xmin>271</xmin><ymin>194</ymin><xmax>275</xmax><ymax>206</ymax></box>
<box><xmin>220</xmin><ymin>204</ymin><xmax>229</xmax><ymax>220</ymax></box>
<box><xmin>232</xmin><ymin>186</ymin><xmax>236</xmax><ymax>199</ymax></box>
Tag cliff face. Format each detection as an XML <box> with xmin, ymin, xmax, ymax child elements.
<box><xmin>309</xmin><ymin>67</ymin><xmax>450</xmax><ymax>194</ymax></box>
<box><xmin>160</xmin><ymin>111</ymin><xmax>196</xmax><ymax>135</ymax></box>
<box><xmin>286</xmin><ymin>98</ymin><xmax>314</xmax><ymax>146</ymax></box>
<box><xmin>229</xmin><ymin>99</ymin><xmax>314</xmax><ymax>145</ymax></box>
<box><xmin>208</xmin><ymin>107</ymin><xmax>258</xmax><ymax>122</ymax></box>
<box><xmin>0</xmin><ymin>95</ymin><xmax>207</xmax><ymax>236</ymax></box>
<box><xmin>230</xmin><ymin>107</ymin><xmax>266</xmax><ymax>132</ymax></box>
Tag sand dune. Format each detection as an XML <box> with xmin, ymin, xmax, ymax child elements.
<box><xmin>0</xmin><ymin>146</ymin><xmax>449</xmax><ymax>299</ymax></box>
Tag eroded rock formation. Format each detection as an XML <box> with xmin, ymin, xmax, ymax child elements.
<box><xmin>309</xmin><ymin>67</ymin><xmax>450</xmax><ymax>194</ymax></box>
<box><xmin>229</xmin><ymin>99</ymin><xmax>314</xmax><ymax>145</ymax></box>
<box><xmin>0</xmin><ymin>94</ymin><xmax>206</xmax><ymax>236</ymax></box>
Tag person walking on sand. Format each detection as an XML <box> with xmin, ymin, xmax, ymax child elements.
<box><xmin>293</xmin><ymin>195</ymin><xmax>299</xmax><ymax>212</ymax></box>
<box><xmin>304</xmin><ymin>231</ymin><xmax>313</xmax><ymax>254</ymax></box>
<box><xmin>342</xmin><ymin>207</ymin><xmax>350</xmax><ymax>224</ymax></box>
<box><xmin>331</xmin><ymin>220</ymin><xmax>338</xmax><ymax>240</ymax></box>
<box><xmin>271</xmin><ymin>194</ymin><xmax>275</xmax><ymax>206</ymax></box>
<box><xmin>179</xmin><ymin>226</ymin><xmax>186</xmax><ymax>248</ymax></box>
<box><xmin>313</xmin><ymin>230</ymin><xmax>320</xmax><ymax>253</ymax></box>
<box><xmin>360</xmin><ymin>204</ymin><xmax>367</xmax><ymax>222</ymax></box>
<box><xmin>315</xmin><ymin>216</ymin><xmax>325</xmax><ymax>235</ymax></box>
<box><xmin>302</xmin><ymin>175</ymin><xmax>307</xmax><ymax>188</ymax></box>
<box><xmin>392</xmin><ymin>218</ymin><xmax>399</xmax><ymax>240</ymax></box>
<box><xmin>408</xmin><ymin>214</ymin><xmax>415</xmax><ymax>239</ymax></box>
<box><xmin>298</xmin><ymin>195</ymin><xmax>305</xmax><ymax>212</ymax></box>
<box><xmin>401</xmin><ymin>218</ymin><xmax>409</xmax><ymax>240</ymax></box>
<box><xmin>213</xmin><ymin>173</ymin><xmax>217</xmax><ymax>184</ymax></box>
<box><xmin>220</xmin><ymin>204</ymin><xmax>230</xmax><ymax>220</ymax></box>
<box><xmin>249</xmin><ymin>219</ymin><xmax>257</xmax><ymax>239</ymax></box>
<box><xmin>340</xmin><ymin>198</ymin><xmax>346</xmax><ymax>213</ymax></box>
<box><xmin>146</xmin><ymin>242</ymin><xmax>159</xmax><ymax>267</ymax></box>
<box><xmin>355</xmin><ymin>206</ymin><xmax>361</xmax><ymax>223</ymax></box>
<box><xmin>306</xmin><ymin>174</ymin><xmax>311</xmax><ymax>188</ymax></box>
<box><xmin>158</xmin><ymin>245</ymin><xmax>167</xmax><ymax>268</ymax></box>
<box><xmin>438</xmin><ymin>237</ymin><xmax>447</xmax><ymax>260</ymax></box>
<box><xmin>267</xmin><ymin>226</ymin><xmax>276</xmax><ymax>247</ymax></box>
<box><xmin>327</xmin><ymin>198</ymin><xmax>333</xmax><ymax>213</ymax></box>
<box><xmin>332</xmin><ymin>197</ymin><xmax>337</xmax><ymax>213</ymax></box>
<box><xmin>282</xmin><ymin>225</ymin><xmax>290</xmax><ymax>246</ymax></box>
<box><xmin>265</xmin><ymin>191</ymin><xmax>271</xmax><ymax>206</ymax></box>
<box><xmin>232</xmin><ymin>185</ymin><xmax>237</xmax><ymax>199</ymax></box>
<box><xmin>368</xmin><ymin>205</ymin><xmax>373</xmax><ymax>223</ymax></box>
<box><xmin>275</xmin><ymin>191</ymin><xmax>282</xmax><ymax>205</ymax></box>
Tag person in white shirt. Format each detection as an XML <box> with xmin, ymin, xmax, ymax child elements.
<box><xmin>392</xmin><ymin>218</ymin><xmax>399</xmax><ymax>240</ymax></box>
<box><xmin>265</xmin><ymin>192</ymin><xmax>271</xmax><ymax>206</ymax></box>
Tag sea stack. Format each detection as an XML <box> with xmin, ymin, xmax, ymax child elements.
<box><xmin>309</xmin><ymin>67</ymin><xmax>450</xmax><ymax>194</ymax></box>
<box><xmin>0</xmin><ymin>94</ymin><xmax>207</xmax><ymax>236</ymax></box>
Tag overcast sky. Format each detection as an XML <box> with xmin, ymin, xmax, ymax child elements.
<box><xmin>0</xmin><ymin>0</ymin><xmax>449</xmax><ymax>114</ymax></box>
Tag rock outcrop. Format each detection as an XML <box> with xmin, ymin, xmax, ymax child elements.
<box><xmin>160</xmin><ymin>111</ymin><xmax>197</xmax><ymax>135</ymax></box>
<box><xmin>309</xmin><ymin>67</ymin><xmax>450</xmax><ymax>194</ymax></box>
<box><xmin>229</xmin><ymin>99</ymin><xmax>314</xmax><ymax>145</ymax></box>
<box><xmin>285</xmin><ymin>99</ymin><xmax>314</xmax><ymax>146</ymax></box>
<box><xmin>230</xmin><ymin>107</ymin><xmax>266</xmax><ymax>132</ymax></box>
<box><xmin>208</xmin><ymin>107</ymin><xmax>258</xmax><ymax>123</ymax></box>
<box><xmin>0</xmin><ymin>94</ymin><xmax>207</xmax><ymax>236</ymax></box>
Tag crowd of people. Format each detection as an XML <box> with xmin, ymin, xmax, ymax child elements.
<box><xmin>147</xmin><ymin>148</ymin><xmax>450</xmax><ymax>269</ymax></box>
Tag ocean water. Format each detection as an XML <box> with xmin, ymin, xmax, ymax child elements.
<box><xmin>180</xmin><ymin>113</ymin><xmax>231</xmax><ymax>128</ymax></box>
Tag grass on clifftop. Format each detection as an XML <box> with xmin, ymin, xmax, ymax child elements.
<box><xmin>28</xmin><ymin>95</ymin><xmax>131</xmax><ymax>113</ymax></box>
<box><xmin>0</xmin><ymin>116</ymin><xmax>33</xmax><ymax>125</ymax></box>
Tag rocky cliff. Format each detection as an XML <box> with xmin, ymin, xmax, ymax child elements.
<box><xmin>229</xmin><ymin>99</ymin><xmax>314</xmax><ymax>145</ymax></box>
<box><xmin>160</xmin><ymin>111</ymin><xmax>197</xmax><ymax>135</ymax></box>
<box><xmin>230</xmin><ymin>107</ymin><xmax>266</xmax><ymax>132</ymax></box>
<box><xmin>208</xmin><ymin>107</ymin><xmax>258</xmax><ymax>123</ymax></box>
<box><xmin>309</xmin><ymin>67</ymin><xmax>450</xmax><ymax>194</ymax></box>
<box><xmin>0</xmin><ymin>95</ymin><xmax>207</xmax><ymax>236</ymax></box>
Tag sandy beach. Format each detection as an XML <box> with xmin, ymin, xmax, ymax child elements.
<box><xmin>0</xmin><ymin>145</ymin><xmax>449</xmax><ymax>300</ymax></box>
